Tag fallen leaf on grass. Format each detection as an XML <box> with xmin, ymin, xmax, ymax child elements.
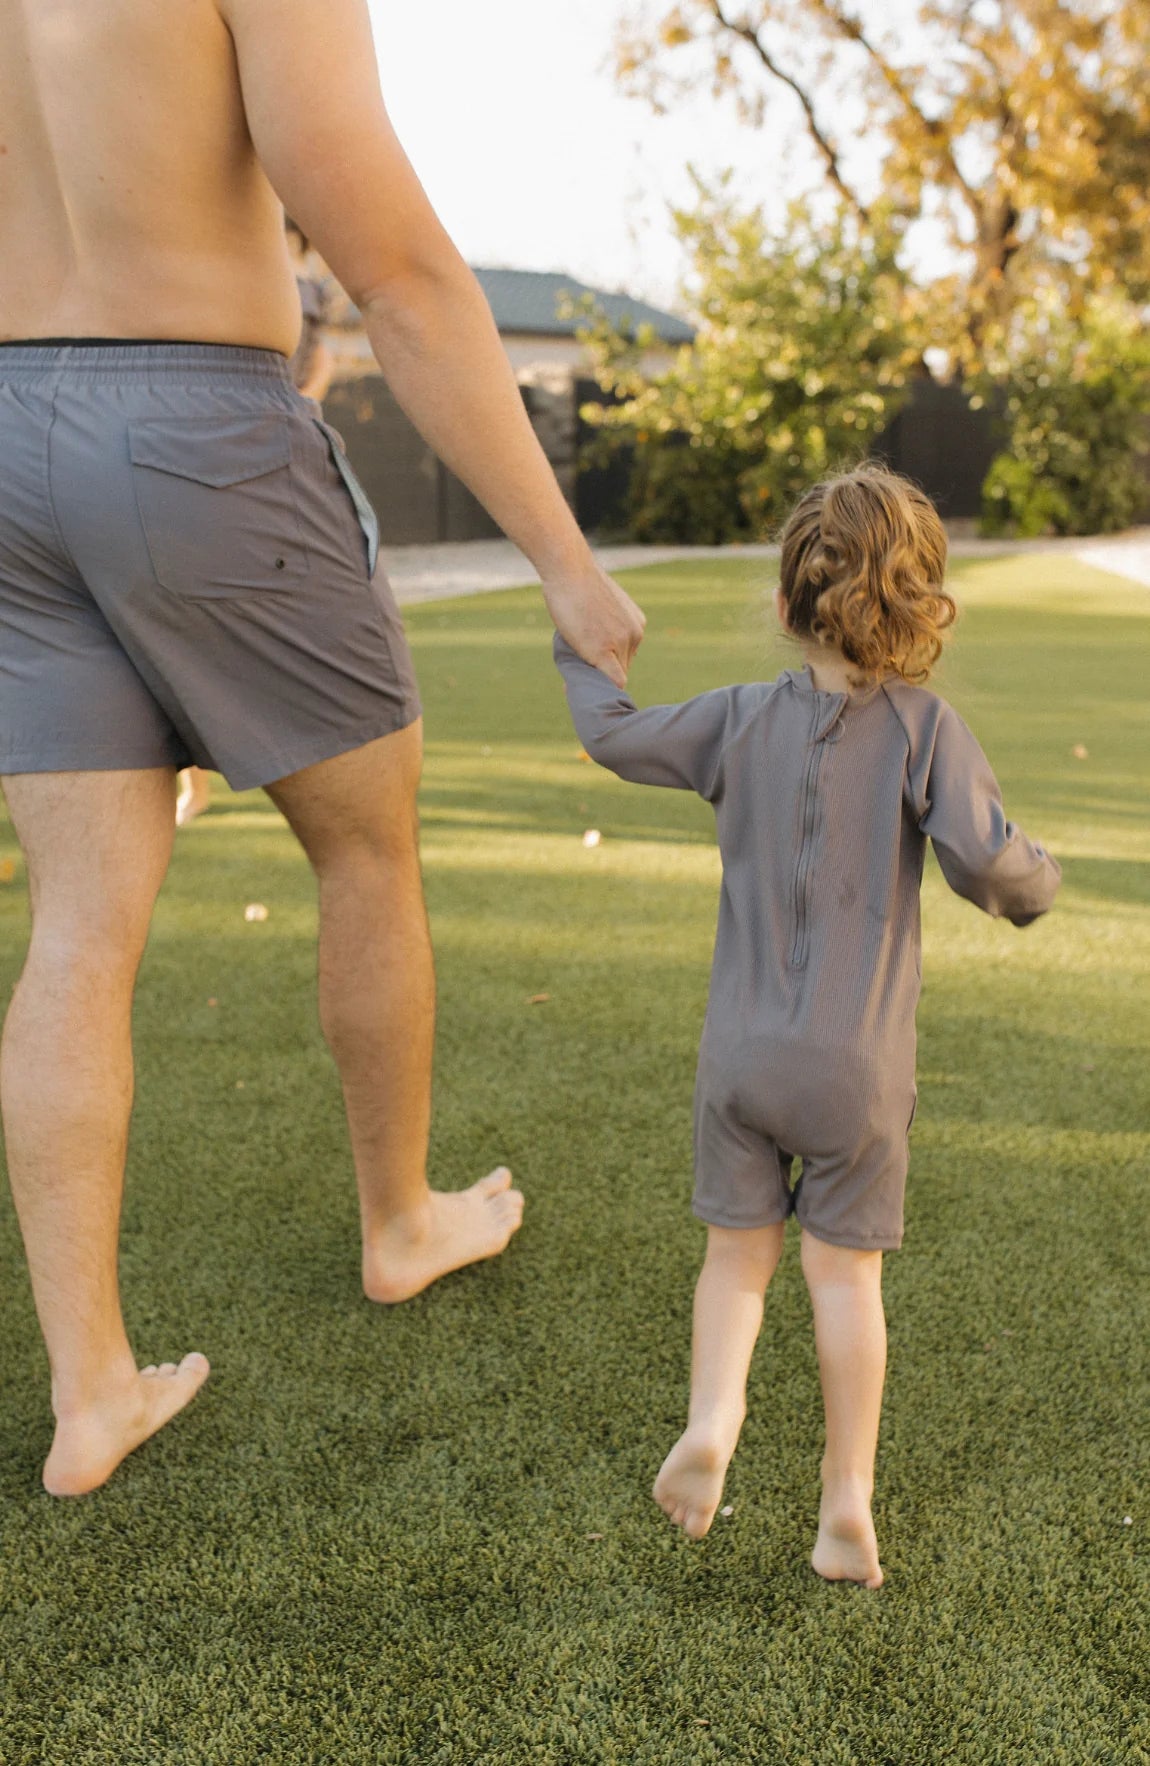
<box><xmin>527</xmin><ymin>993</ymin><xmax>551</xmax><ymax>1006</ymax></box>
<box><xmin>244</xmin><ymin>903</ymin><xmax>269</xmax><ymax>923</ymax></box>
<box><xmin>585</xmin><ymin>1533</ymin><xmax>604</xmax><ymax>1541</ymax></box>
<box><xmin>576</xmin><ymin>750</ymin><xmax>591</xmax><ymax>763</ymax></box>
<box><xmin>1072</xmin><ymin>744</ymin><xmax>1089</xmax><ymax>760</ymax></box>
<box><xmin>207</xmin><ymin>998</ymin><xmax>218</xmax><ymax>1008</ymax></box>
<box><xmin>0</xmin><ymin>859</ymin><xmax>16</xmax><ymax>884</ymax></box>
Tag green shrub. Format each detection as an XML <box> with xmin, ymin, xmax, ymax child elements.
<box><xmin>981</xmin><ymin>295</ymin><xmax>1150</xmax><ymax>537</ymax></box>
<box><xmin>577</xmin><ymin>180</ymin><xmax>922</xmax><ymax>544</ymax></box>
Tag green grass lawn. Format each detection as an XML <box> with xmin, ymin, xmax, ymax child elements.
<box><xmin>0</xmin><ymin>554</ymin><xmax>1148</xmax><ymax>1764</ymax></box>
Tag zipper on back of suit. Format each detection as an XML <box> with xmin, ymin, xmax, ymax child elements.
<box><xmin>789</xmin><ymin>702</ymin><xmax>827</xmax><ymax>970</ymax></box>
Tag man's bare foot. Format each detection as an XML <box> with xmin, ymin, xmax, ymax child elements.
<box><xmin>653</xmin><ymin>1426</ymin><xmax>735</xmax><ymax>1540</ymax></box>
<box><xmin>43</xmin><ymin>1353</ymin><xmax>211</xmax><ymax>1498</ymax></box>
<box><xmin>811</xmin><ymin>1478</ymin><xmax>884</xmax><ymax>1588</ymax></box>
<box><xmin>362</xmin><ymin>1167</ymin><xmax>525</xmax><ymax>1304</ymax></box>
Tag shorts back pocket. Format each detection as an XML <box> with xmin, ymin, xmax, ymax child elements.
<box><xmin>128</xmin><ymin>416</ymin><xmax>307</xmax><ymax>598</ymax></box>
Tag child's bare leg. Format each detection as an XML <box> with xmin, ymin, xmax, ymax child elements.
<box><xmin>654</xmin><ymin>1222</ymin><xmax>785</xmax><ymax>1539</ymax></box>
<box><xmin>801</xmin><ymin>1229</ymin><xmax>886</xmax><ymax>1589</ymax></box>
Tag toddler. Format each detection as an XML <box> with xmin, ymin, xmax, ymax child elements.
<box><xmin>555</xmin><ymin>465</ymin><xmax>1060</xmax><ymax>1588</ymax></box>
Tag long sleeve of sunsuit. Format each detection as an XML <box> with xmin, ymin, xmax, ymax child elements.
<box><xmin>904</xmin><ymin>699</ymin><xmax>1061</xmax><ymax>925</ymax></box>
<box><xmin>554</xmin><ymin>635</ymin><xmax>742</xmax><ymax>802</ymax></box>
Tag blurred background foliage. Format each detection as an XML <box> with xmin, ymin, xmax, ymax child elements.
<box><xmin>587</xmin><ymin>0</ymin><xmax>1150</xmax><ymax>539</ymax></box>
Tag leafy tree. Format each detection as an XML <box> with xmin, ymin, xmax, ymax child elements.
<box><xmin>577</xmin><ymin>181</ymin><xmax>924</xmax><ymax>541</ymax></box>
<box><xmin>615</xmin><ymin>1</ymin><xmax>1150</xmax><ymax>368</ymax></box>
<box><xmin>980</xmin><ymin>290</ymin><xmax>1150</xmax><ymax>535</ymax></box>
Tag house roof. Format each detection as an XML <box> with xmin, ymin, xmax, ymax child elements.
<box><xmin>471</xmin><ymin>267</ymin><xmax>695</xmax><ymax>345</ymax></box>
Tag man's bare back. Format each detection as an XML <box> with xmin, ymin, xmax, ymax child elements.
<box><xmin>0</xmin><ymin>0</ymin><xmax>300</xmax><ymax>348</ymax></box>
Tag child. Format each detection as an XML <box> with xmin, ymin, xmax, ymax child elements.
<box><xmin>555</xmin><ymin>465</ymin><xmax>1060</xmax><ymax>1589</ymax></box>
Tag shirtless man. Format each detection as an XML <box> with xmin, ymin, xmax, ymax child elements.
<box><xmin>0</xmin><ymin>0</ymin><xmax>645</xmax><ymax>1497</ymax></box>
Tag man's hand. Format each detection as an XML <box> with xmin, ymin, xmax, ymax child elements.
<box><xmin>541</xmin><ymin>562</ymin><xmax>646</xmax><ymax>688</ymax></box>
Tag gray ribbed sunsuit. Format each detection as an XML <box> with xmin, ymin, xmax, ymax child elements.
<box><xmin>555</xmin><ymin>635</ymin><xmax>1061</xmax><ymax>1250</ymax></box>
<box><xmin>0</xmin><ymin>342</ymin><xmax>419</xmax><ymax>791</ymax></box>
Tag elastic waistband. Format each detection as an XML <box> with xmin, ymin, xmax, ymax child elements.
<box><xmin>0</xmin><ymin>342</ymin><xmax>293</xmax><ymax>380</ymax></box>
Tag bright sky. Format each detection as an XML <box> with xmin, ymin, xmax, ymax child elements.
<box><xmin>369</xmin><ymin>0</ymin><xmax>937</xmax><ymax>314</ymax></box>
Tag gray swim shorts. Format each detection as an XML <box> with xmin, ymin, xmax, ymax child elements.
<box><xmin>0</xmin><ymin>343</ymin><xmax>421</xmax><ymax>790</ymax></box>
<box><xmin>692</xmin><ymin>1038</ymin><xmax>916</xmax><ymax>1251</ymax></box>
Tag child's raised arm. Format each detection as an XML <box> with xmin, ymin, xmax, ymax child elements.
<box><xmin>554</xmin><ymin>635</ymin><xmax>742</xmax><ymax>801</ymax></box>
<box><xmin>908</xmin><ymin>701</ymin><xmax>1061</xmax><ymax>925</ymax></box>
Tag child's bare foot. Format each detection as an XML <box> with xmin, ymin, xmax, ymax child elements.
<box><xmin>653</xmin><ymin>1425</ymin><xmax>736</xmax><ymax>1540</ymax></box>
<box><xmin>362</xmin><ymin>1167</ymin><xmax>524</xmax><ymax>1304</ymax></box>
<box><xmin>811</xmin><ymin>1476</ymin><xmax>883</xmax><ymax>1588</ymax></box>
<box><xmin>175</xmin><ymin>769</ymin><xmax>211</xmax><ymax>827</ymax></box>
<box><xmin>43</xmin><ymin>1353</ymin><xmax>211</xmax><ymax>1498</ymax></box>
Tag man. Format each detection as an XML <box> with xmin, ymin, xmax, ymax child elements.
<box><xmin>0</xmin><ymin>0</ymin><xmax>645</xmax><ymax>1498</ymax></box>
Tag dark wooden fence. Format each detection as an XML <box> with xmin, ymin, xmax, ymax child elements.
<box><xmin>324</xmin><ymin>377</ymin><xmax>500</xmax><ymax>546</ymax></box>
<box><xmin>323</xmin><ymin>371</ymin><xmax>1001</xmax><ymax>546</ymax></box>
<box><xmin>873</xmin><ymin>378</ymin><xmax>997</xmax><ymax>518</ymax></box>
<box><xmin>575</xmin><ymin>376</ymin><xmax>999</xmax><ymax>535</ymax></box>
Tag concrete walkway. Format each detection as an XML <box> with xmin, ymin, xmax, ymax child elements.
<box><xmin>1070</xmin><ymin>528</ymin><xmax>1150</xmax><ymax>589</ymax></box>
<box><xmin>379</xmin><ymin>540</ymin><xmax>779</xmax><ymax>605</ymax></box>
<box><xmin>381</xmin><ymin>528</ymin><xmax>1150</xmax><ymax>606</ymax></box>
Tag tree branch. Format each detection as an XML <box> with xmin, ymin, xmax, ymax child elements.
<box><xmin>805</xmin><ymin>0</ymin><xmax>980</xmax><ymax>207</ymax></box>
<box><xmin>706</xmin><ymin>0</ymin><xmax>872</xmax><ymax>225</ymax></box>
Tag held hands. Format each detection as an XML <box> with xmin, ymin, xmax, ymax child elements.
<box><xmin>541</xmin><ymin>560</ymin><xmax>646</xmax><ymax>688</ymax></box>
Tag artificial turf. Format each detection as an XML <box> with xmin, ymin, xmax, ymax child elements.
<box><xmin>0</xmin><ymin>554</ymin><xmax>1147</xmax><ymax>1764</ymax></box>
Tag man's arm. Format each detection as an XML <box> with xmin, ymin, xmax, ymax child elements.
<box><xmin>218</xmin><ymin>0</ymin><xmax>644</xmax><ymax>684</ymax></box>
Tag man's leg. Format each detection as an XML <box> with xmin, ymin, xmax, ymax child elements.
<box><xmin>0</xmin><ymin>769</ymin><xmax>209</xmax><ymax>1497</ymax></box>
<box><xmin>266</xmin><ymin>722</ymin><xmax>524</xmax><ymax>1303</ymax></box>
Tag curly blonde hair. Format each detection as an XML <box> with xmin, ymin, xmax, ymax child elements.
<box><xmin>778</xmin><ymin>465</ymin><xmax>957</xmax><ymax>686</ymax></box>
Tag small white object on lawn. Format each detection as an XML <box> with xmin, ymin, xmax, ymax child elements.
<box><xmin>244</xmin><ymin>903</ymin><xmax>269</xmax><ymax>923</ymax></box>
<box><xmin>720</xmin><ymin>1504</ymin><xmax>734</xmax><ymax>1517</ymax></box>
<box><xmin>582</xmin><ymin>829</ymin><xmax>601</xmax><ymax>849</ymax></box>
